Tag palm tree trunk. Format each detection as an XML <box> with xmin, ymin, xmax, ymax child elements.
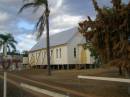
<box><xmin>3</xmin><ymin>44</ymin><xmax>7</xmax><ymax>58</ymax></box>
<box><xmin>45</xmin><ymin>2</ymin><xmax>51</xmax><ymax>76</ymax></box>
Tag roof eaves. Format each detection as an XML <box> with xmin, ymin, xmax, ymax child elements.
<box><xmin>29</xmin><ymin>43</ymin><xmax>67</xmax><ymax>53</ymax></box>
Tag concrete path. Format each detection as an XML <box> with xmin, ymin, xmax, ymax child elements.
<box><xmin>0</xmin><ymin>73</ymin><xmax>51</xmax><ymax>97</ymax></box>
<box><xmin>8</xmin><ymin>73</ymin><xmax>90</xmax><ymax>97</ymax></box>
<box><xmin>78</xmin><ymin>75</ymin><xmax>130</xmax><ymax>83</ymax></box>
<box><xmin>20</xmin><ymin>83</ymin><xmax>68</xmax><ymax>97</ymax></box>
<box><xmin>0</xmin><ymin>73</ymin><xmax>92</xmax><ymax>97</ymax></box>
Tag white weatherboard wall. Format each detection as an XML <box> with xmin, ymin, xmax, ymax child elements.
<box><xmin>29</xmin><ymin>45</ymin><xmax>69</xmax><ymax>66</ymax></box>
<box><xmin>52</xmin><ymin>45</ymin><xmax>68</xmax><ymax>65</ymax></box>
<box><xmin>86</xmin><ymin>49</ymin><xmax>91</xmax><ymax>64</ymax></box>
<box><xmin>29</xmin><ymin>49</ymin><xmax>48</xmax><ymax>66</ymax></box>
<box><xmin>78</xmin><ymin>45</ymin><xmax>91</xmax><ymax>64</ymax></box>
<box><xmin>67</xmin><ymin>32</ymin><xmax>85</xmax><ymax>64</ymax></box>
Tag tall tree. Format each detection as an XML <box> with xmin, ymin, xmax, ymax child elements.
<box><xmin>0</xmin><ymin>33</ymin><xmax>17</xmax><ymax>58</ymax></box>
<box><xmin>19</xmin><ymin>0</ymin><xmax>51</xmax><ymax>75</ymax></box>
<box><xmin>0</xmin><ymin>33</ymin><xmax>17</xmax><ymax>97</ymax></box>
<box><xmin>79</xmin><ymin>0</ymin><xmax>130</xmax><ymax>75</ymax></box>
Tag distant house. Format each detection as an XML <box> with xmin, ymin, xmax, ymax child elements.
<box><xmin>29</xmin><ymin>28</ymin><xmax>94</xmax><ymax>69</ymax></box>
<box><xmin>0</xmin><ymin>52</ymin><xmax>26</xmax><ymax>71</ymax></box>
<box><xmin>6</xmin><ymin>52</ymin><xmax>22</xmax><ymax>71</ymax></box>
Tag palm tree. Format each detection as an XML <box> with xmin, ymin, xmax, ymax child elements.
<box><xmin>19</xmin><ymin>0</ymin><xmax>51</xmax><ymax>75</ymax></box>
<box><xmin>0</xmin><ymin>33</ymin><xmax>17</xmax><ymax>97</ymax></box>
<box><xmin>0</xmin><ymin>33</ymin><xmax>17</xmax><ymax>69</ymax></box>
<box><xmin>0</xmin><ymin>33</ymin><xmax>17</xmax><ymax>58</ymax></box>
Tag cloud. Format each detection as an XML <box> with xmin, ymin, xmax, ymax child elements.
<box><xmin>0</xmin><ymin>11</ymin><xmax>10</xmax><ymax>23</ymax></box>
<box><xmin>50</xmin><ymin>15</ymin><xmax>84</xmax><ymax>30</ymax></box>
<box><xmin>0</xmin><ymin>0</ymin><xmax>129</xmax><ymax>52</ymax></box>
<box><xmin>16</xmin><ymin>33</ymin><xmax>36</xmax><ymax>52</ymax></box>
<box><xmin>49</xmin><ymin>0</ymin><xmax>64</xmax><ymax>15</ymax></box>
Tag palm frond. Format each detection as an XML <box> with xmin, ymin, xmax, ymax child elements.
<box><xmin>18</xmin><ymin>3</ymin><xmax>36</xmax><ymax>13</ymax></box>
<box><xmin>35</xmin><ymin>14</ymin><xmax>45</xmax><ymax>30</ymax></box>
<box><xmin>19</xmin><ymin>0</ymin><xmax>47</xmax><ymax>14</ymax></box>
<box><xmin>0</xmin><ymin>33</ymin><xmax>17</xmax><ymax>53</ymax></box>
<box><xmin>35</xmin><ymin>13</ymin><xmax>46</xmax><ymax>39</ymax></box>
<box><xmin>34</xmin><ymin>0</ymin><xmax>47</xmax><ymax>5</ymax></box>
<box><xmin>9</xmin><ymin>43</ymin><xmax>16</xmax><ymax>51</ymax></box>
<box><xmin>0</xmin><ymin>41</ymin><xmax>3</xmax><ymax>50</ymax></box>
<box><xmin>8</xmin><ymin>38</ymin><xmax>17</xmax><ymax>44</ymax></box>
<box><xmin>19</xmin><ymin>0</ymin><xmax>48</xmax><ymax>40</ymax></box>
<box><xmin>7</xmin><ymin>45</ymin><xmax>11</xmax><ymax>53</ymax></box>
<box><xmin>0</xmin><ymin>34</ymin><xmax>7</xmax><ymax>40</ymax></box>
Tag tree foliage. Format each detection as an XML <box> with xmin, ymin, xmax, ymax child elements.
<box><xmin>0</xmin><ymin>33</ymin><xmax>17</xmax><ymax>70</ymax></box>
<box><xmin>19</xmin><ymin>0</ymin><xmax>48</xmax><ymax>39</ymax></box>
<box><xmin>78</xmin><ymin>0</ymin><xmax>130</xmax><ymax>71</ymax></box>
<box><xmin>19</xmin><ymin>0</ymin><xmax>51</xmax><ymax>75</ymax></box>
<box><xmin>83</xmin><ymin>42</ymin><xmax>102</xmax><ymax>67</ymax></box>
<box><xmin>0</xmin><ymin>33</ymin><xmax>17</xmax><ymax>53</ymax></box>
<box><xmin>22</xmin><ymin>50</ymin><xmax>28</xmax><ymax>57</ymax></box>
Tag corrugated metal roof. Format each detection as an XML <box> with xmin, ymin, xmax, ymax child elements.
<box><xmin>30</xmin><ymin>28</ymin><xmax>78</xmax><ymax>52</ymax></box>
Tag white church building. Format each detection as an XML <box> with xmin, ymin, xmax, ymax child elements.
<box><xmin>28</xmin><ymin>28</ymin><xmax>94</xmax><ymax>69</ymax></box>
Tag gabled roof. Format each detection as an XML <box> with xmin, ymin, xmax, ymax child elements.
<box><xmin>30</xmin><ymin>28</ymin><xmax>78</xmax><ymax>52</ymax></box>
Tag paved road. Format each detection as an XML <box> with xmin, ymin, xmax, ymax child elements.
<box><xmin>0</xmin><ymin>73</ymin><xmax>51</xmax><ymax>97</ymax></box>
<box><xmin>0</xmin><ymin>72</ymin><xmax>91</xmax><ymax>97</ymax></box>
<box><xmin>8</xmin><ymin>73</ymin><xmax>89</xmax><ymax>97</ymax></box>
